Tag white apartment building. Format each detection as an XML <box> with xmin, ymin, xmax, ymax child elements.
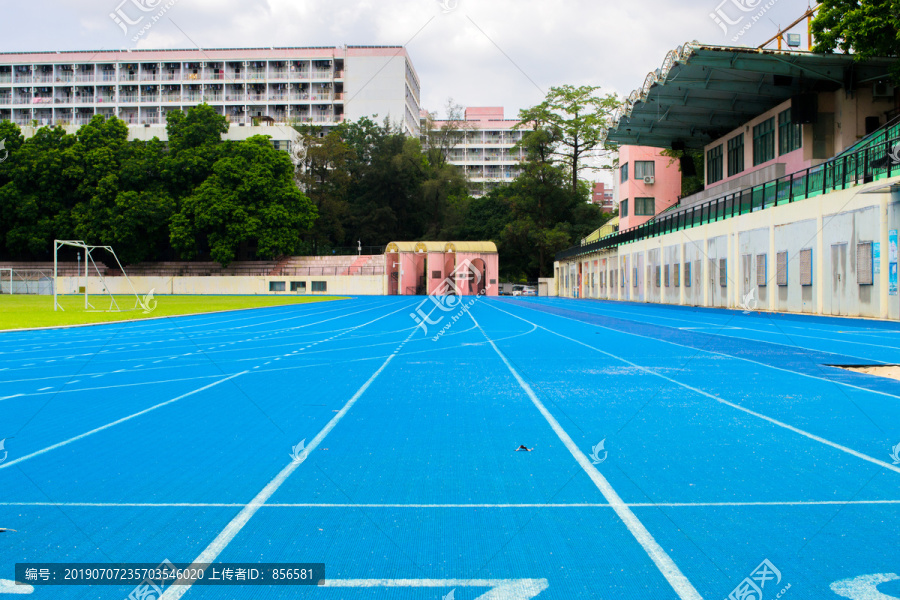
<box><xmin>424</xmin><ymin>107</ymin><xmax>525</xmax><ymax>197</ymax></box>
<box><xmin>0</xmin><ymin>45</ymin><xmax>421</xmax><ymax>136</ymax></box>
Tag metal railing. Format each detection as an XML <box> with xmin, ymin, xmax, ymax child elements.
<box><xmin>556</xmin><ymin>133</ymin><xmax>900</xmax><ymax>261</ymax></box>
<box><xmin>279</xmin><ymin>266</ymin><xmax>385</xmax><ymax>276</ymax></box>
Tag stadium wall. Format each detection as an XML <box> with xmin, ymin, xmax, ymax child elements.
<box><xmin>56</xmin><ymin>275</ymin><xmax>386</xmax><ymax>296</ymax></box>
<box><xmin>554</xmin><ymin>180</ymin><xmax>900</xmax><ymax>320</ymax></box>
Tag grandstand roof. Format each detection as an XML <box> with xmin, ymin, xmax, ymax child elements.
<box><xmin>606</xmin><ymin>43</ymin><xmax>898</xmax><ymax>150</ymax></box>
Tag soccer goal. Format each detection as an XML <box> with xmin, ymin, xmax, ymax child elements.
<box><xmin>53</xmin><ymin>240</ymin><xmax>150</xmax><ymax>313</ymax></box>
<box><xmin>0</xmin><ymin>268</ymin><xmax>54</xmax><ymax>295</ymax></box>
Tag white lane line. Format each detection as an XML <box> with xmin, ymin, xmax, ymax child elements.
<box><xmin>4</xmin><ymin>500</ymin><xmax>900</xmax><ymax>508</ymax></box>
<box><xmin>492</xmin><ymin>302</ymin><xmax>900</xmax><ymax>477</ymax></box>
<box><xmin>0</xmin><ymin>394</ymin><xmax>24</xmax><ymax>402</ymax></box>
<box><xmin>0</xmin><ymin>372</ymin><xmax>247</xmax><ymax>471</ymax></box>
<box><xmin>467</xmin><ymin>310</ymin><xmax>702</xmax><ymax>600</ymax></box>
<box><xmin>319</xmin><ymin>579</ymin><xmax>548</xmax><ymax>600</ymax></box>
<box><xmin>160</xmin><ymin>314</ymin><xmax>418</xmax><ymax>600</ymax></box>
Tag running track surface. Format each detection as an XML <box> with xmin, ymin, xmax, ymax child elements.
<box><xmin>1</xmin><ymin>296</ymin><xmax>899</xmax><ymax>599</ymax></box>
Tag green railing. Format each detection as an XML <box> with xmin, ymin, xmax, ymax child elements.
<box><xmin>557</xmin><ymin>131</ymin><xmax>900</xmax><ymax>261</ymax></box>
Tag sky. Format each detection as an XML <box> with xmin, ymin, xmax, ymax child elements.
<box><xmin>1</xmin><ymin>0</ymin><xmax>819</xmax><ymax>183</ymax></box>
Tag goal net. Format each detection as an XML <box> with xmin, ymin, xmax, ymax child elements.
<box><xmin>0</xmin><ymin>268</ymin><xmax>54</xmax><ymax>295</ymax></box>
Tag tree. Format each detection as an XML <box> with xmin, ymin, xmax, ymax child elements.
<box><xmin>421</xmin><ymin>99</ymin><xmax>473</xmax><ymax>170</ymax></box>
<box><xmin>293</xmin><ymin>126</ymin><xmax>353</xmax><ymax>252</ymax></box>
<box><xmin>517</xmin><ymin>85</ymin><xmax>619</xmax><ymax>192</ymax></box>
<box><xmin>170</xmin><ymin>136</ymin><xmax>316</xmax><ymax>266</ymax></box>
<box><xmin>812</xmin><ymin>0</ymin><xmax>900</xmax><ymax>59</ymax></box>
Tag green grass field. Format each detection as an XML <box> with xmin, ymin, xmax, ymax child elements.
<box><xmin>0</xmin><ymin>294</ymin><xmax>347</xmax><ymax>330</ymax></box>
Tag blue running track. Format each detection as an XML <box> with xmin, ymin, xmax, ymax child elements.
<box><xmin>1</xmin><ymin>296</ymin><xmax>899</xmax><ymax>599</ymax></box>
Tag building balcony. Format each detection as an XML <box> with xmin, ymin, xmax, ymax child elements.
<box><xmin>289</xmin><ymin>93</ymin><xmax>309</xmax><ymax>101</ymax></box>
<box><xmin>268</xmin><ymin>93</ymin><xmax>288</xmax><ymax>101</ymax></box>
<box><xmin>32</xmin><ymin>97</ymin><xmax>53</xmax><ymax>105</ymax></box>
<box><xmin>13</xmin><ymin>97</ymin><xmax>31</xmax><ymax>105</ymax></box>
<box><xmin>161</xmin><ymin>73</ymin><xmax>180</xmax><ymax>81</ymax></box>
<box><xmin>140</xmin><ymin>95</ymin><xmax>160</xmax><ymax>103</ymax></box>
<box><xmin>312</xmin><ymin>69</ymin><xmax>332</xmax><ymax>79</ymax></box>
<box><xmin>56</xmin><ymin>74</ymin><xmax>74</xmax><ymax>83</ymax></box>
<box><xmin>140</xmin><ymin>74</ymin><xmax>159</xmax><ymax>82</ymax></box>
<box><xmin>120</xmin><ymin>74</ymin><xmax>139</xmax><ymax>82</ymax></box>
<box><xmin>14</xmin><ymin>75</ymin><xmax>32</xmax><ymax>83</ymax></box>
<box><xmin>247</xmin><ymin>71</ymin><xmax>266</xmax><ymax>80</ymax></box>
<box><xmin>74</xmin><ymin>96</ymin><xmax>95</xmax><ymax>104</ymax></box>
<box><xmin>247</xmin><ymin>93</ymin><xmax>266</xmax><ymax>101</ymax></box>
<box><xmin>204</xmin><ymin>93</ymin><xmax>223</xmax><ymax>102</ymax></box>
<box><xmin>0</xmin><ymin>75</ymin><xmax>11</xmax><ymax>83</ymax></box>
<box><xmin>74</xmin><ymin>116</ymin><xmax>94</xmax><ymax>126</ymax></box>
<box><xmin>34</xmin><ymin>74</ymin><xmax>54</xmax><ymax>83</ymax></box>
<box><xmin>310</xmin><ymin>93</ymin><xmax>333</xmax><ymax>101</ymax></box>
<box><xmin>96</xmin><ymin>95</ymin><xmax>115</xmax><ymax>103</ymax></box>
<box><xmin>161</xmin><ymin>94</ymin><xmax>182</xmax><ymax>103</ymax></box>
<box><xmin>99</xmin><ymin>72</ymin><xmax>117</xmax><ymax>82</ymax></box>
<box><xmin>270</xmin><ymin>70</ymin><xmax>288</xmax><ymax>79</ymax></box>
<box><xmin>75</xmin><ymin>74</ymin><xmax>95</xmax><ymax>82</ymax></box>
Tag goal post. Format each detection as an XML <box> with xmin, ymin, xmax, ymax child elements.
<box><xmin>0</xmin><ymin>268</ymin><xmax>10</xmax><ymax>295</ymax></box>
<box><xmin>53</xmin><ymin>240</ymin><xmax>147</xmax><ymax>313</ymax></box>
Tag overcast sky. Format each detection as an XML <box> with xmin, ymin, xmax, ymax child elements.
<box><xmin>1</xmin><ymin>0</ymin><xmax>817</xmax><ymax>183</ymax></box>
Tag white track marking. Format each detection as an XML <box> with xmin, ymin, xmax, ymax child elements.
<box><xmin>319</xmin><ymin>578</ymin><xmax>549</xmax><ymax>600</ymax></box>
<box><xmin>4</xmin><ymin>500</ymin><xmax>900</xmax><ymax>508</ymax></box>
<box><xmin>831</xmin><ymin>573</ymin><xmax>900</xmax><ymax>600</ymax></box>
<box><xmin>515</xmin><ymin>301</ymin><xmax>900</xmax><ymax>401</ymax></box>
<box><xmin>492</xmin><ymin>302</ymin><xmax>900</xmax><ymax>476</ymax></box>
<box><xmin>0</xmin><ymin>579</ymin><xmax>33</xmax><ymax>595</ymax></box>
<box><xmin>538</xmin><ymin>299</ymin><xmax>900</xmax><ymax>359</ymax></box>
<box><xmin>160</xmin><ymin>323</ymin><xmax>418</xmax><ymax>600</ymax></box>
<box><xmin>0</xmin><ymin>372</ymin><xmax>246</xmax><ymax>471</ymax></box>
<box><xmin>468</xmin><ymin>311</ymin><xmax>702</xmax><ymax>600</ymax></box>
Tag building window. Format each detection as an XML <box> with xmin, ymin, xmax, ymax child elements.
<box><xmin>719</xmin><ymin>258</ymin><xmax>727</xmax><ymax>288</ymax></box>
<box><xmin>269</xmin><ymin>281</ymin><xmax>286</xmax><ymax>292</ymax></box>
<box><xmin>633</xmin><ymin>267</ymin><xmax>638</xmax><ymax>288</ymax></box>
<box><xmin>776</xmin><ymin>251</ymin><xmax>788</xmax><ymax>286</ymax></box>
<box><xmin>753</xmin><ymin>117</ymin><xmax>775</xmax><ymax>166</ymax></box>
<box><xmin>664</xmin><ymin>264</ymin><xmax>670</xmax><ymax>287</ymax></box>
<box><xmin>620</xmin><ymin>162</ymin><xmax>629</xmax><ymax>182</ymax></box>
<box><xmin>635</xmin><ymin>197</ymin><xmax>655</xmax><ymax>216</ymax></box>
<box><xmin>799</xmin><ymin>248</ymin><xmax>812</xmax><ymax>286</ymax></box>
<box><xmin>635</xmin><ymin>161</ymin><xmax>655</xmax><ymax>179</ymax></box>
<box><xmin>674</xmin><ymin>263</ymin><xmax>681</xmax><ymax>287</ymax></box>
<box><xmin>684</xmin><ymin>262</ymin><xmax>691</xmax><ymax>287</ymax></box>
<box><xmin>756</xmin><ymin>254</ymin><xmax>767</xmax><ymax>287</ymax></box>
<box><xmin>621</xmin><ymin>199</ymin><xmax>629</xmax><ymax>217</ymax></box>
<box><xmin>311</xmin><ymin>281</ymin><xmax>327</xmax><ymax>292</ymax></box>
<box><xmin>706</xmin><ymin>145</ymin><xmax>723</xmax><ymax>184</ymax></box>
<box><xmin>778</xmin><ymin>108</ymin><xmax>802</xmax><ymax>155</ymax></box>
<box><xmin>290</xmin><ymin>281</ymin><xmax>306</xmax><ymax>292</ymax></box>
<box><xmin>857</xmin><ymin>242</ymin><xmax>874</xmax><ymax>285</ymax></box>
<box><xmin>727</xmin><ymin>134</ymin><xmax>744</xmax><ymax>176</ymax></box>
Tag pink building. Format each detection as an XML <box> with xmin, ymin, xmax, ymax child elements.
<box><xmin>616</xmin><ymin>146</ymin><xmax>682</xmax><ymax>230</ymax></box>
<box><xmin>385</xmin><ymin>241</ymin><xmax>499</xmax><ymax>296</ymax></box>
<box><xmin>591</xmin><ymin>182</ymin><xmax>615</xmax><ymax>213</ymax></box>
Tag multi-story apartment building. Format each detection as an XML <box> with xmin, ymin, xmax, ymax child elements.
<box><xmin>0</xmin><ymin>45</ymin><xmax>421</xmax><ymax>136</ymax></box>
<box><xmin>616</xmin><ymin>145</ymin><xmax>682</xmax><ymax>230</ymax></box>
<box><xmin>423</xmin><ymin>107</ymin><xmax>525</xmax><ymax>197</ymax></box>
<box><xmin>591</xmin><ymin>182</ymin><xmax>615</xmax><ymax>213</ymax></box>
